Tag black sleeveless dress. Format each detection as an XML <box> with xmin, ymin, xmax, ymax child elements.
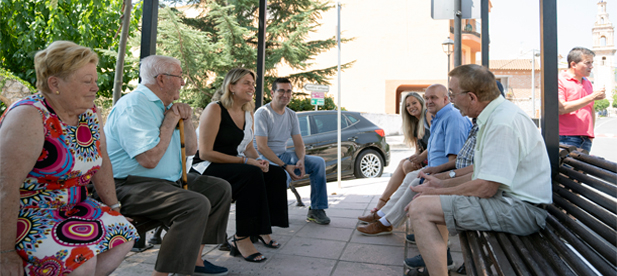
<box><xmin>193</xmin><ymin>102</ymin><xmax>289</xmax><ymax>236</ymax></box>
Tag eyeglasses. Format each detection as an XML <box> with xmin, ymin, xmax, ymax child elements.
<box><xmin>276</xmin><ymin>89</ymin><xmax>293</xmax><ymax>95</ymax></box>
<box><xmin>155</xmin><ymin>73</ymin><xmax>183</xmax><ymax>80</ymax></box>
<box><xmin>449</xmin><ymin>91</ymin><xmax>469</xmax><ymax>100</ymax></box>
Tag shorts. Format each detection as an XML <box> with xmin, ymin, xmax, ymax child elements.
<box><xmin>440</xmin><ymin>190</ymin><xmax>547</xmax><ymax>236</ymax></box>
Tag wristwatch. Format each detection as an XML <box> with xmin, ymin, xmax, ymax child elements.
<box><xmin>281</xmin><ymin>163</ymin><xmax>288</xmax><ymax>169</ymax></box>
<box><xmin>449</xmin><ymin>170</ymin><xmax>456</xmax><ymax>178</ymax></box>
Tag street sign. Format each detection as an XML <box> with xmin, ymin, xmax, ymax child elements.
<box><xmin>431</xmin><ymin>0</ymin><xmax>480</xmax><ymax>19</ymax></box>
<box><xmin>310</xmin><ymin>98</ymin><xmax>325</xmax><ymax>105</ymax></box>
<box><xmin>311</xmin><ymin>91</ymin><xmax>325</xmax><ymax>106</ymax></box>
<box><xmin>304</xmin><ymin>83</ymin><xmax>329</xmax><ymax>92</ymax></box>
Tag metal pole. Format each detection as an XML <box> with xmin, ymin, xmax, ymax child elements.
<box><xmin>447</xmin><ymin>53</ymin><xmax>451</xmax><ymax>88</ymax></box>
<box><xmin>532</xmin><ymin>50</ymin><xmax>536</xmax><ymax>118</ymax></box>
<box><xmin>113</xmin><ymin>0</ymin><xmax>132</xmax><ymax>105</ymax></box>
<box><xmin>540</xmin><ymin>0</ymin><xmax>559</xmax><ymax>177</ymax></box>
<box><xmin>139</xmin><ymin>0</ymin><xmax>158</xmax><ymax>61</ymax></box>
<box><xmin>255</xmin><ymin>0</ymin><xmax>267</xmax><ymax>109</ymax></box>
<box><xmin>481</xmin><ymin>0</ymin><xmax>489</xmax><ymax>67</ymax></box>
<box><xmin>454</xmin><ymin>0</ymin><xmax>462</xmax><ymax>67</ymax></box>
<box><xmin>337</xmin><ymin>1</ymin><xmax>342</xmax><ymax>188</ymax></box>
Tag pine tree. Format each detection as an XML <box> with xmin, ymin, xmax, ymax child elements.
<box><xmin>160</xmin><ymin>0</ymin><xmax>354</xmax><ymax>108</ymax></box>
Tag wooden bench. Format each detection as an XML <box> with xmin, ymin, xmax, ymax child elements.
<box><xmin>129</xmin><ymin>217</ymin><xmax>166</xmax><ymax>252</ymax></box>
<box><xmin>459</xmin><ymin>145</ymin><xmax>617</xmax><ymax>275</ymax></box>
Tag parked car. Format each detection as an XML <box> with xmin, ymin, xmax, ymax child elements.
<box><xmin>286</xmin><ymin>110</ymin><xmax>390</xmax><ymax>187</ymax></box>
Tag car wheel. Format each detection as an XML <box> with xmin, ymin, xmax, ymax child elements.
<box><xmin>354</xmin><ymin>149</ymin><xmax>384</xmax><ymax>178</ymax></box>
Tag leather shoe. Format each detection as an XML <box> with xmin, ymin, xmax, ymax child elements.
<box><xmin>357</xmin><ymin>212</ymin><xmax>381</xmax><ymax>224</ymax></box>
<box><xmin>357</xmin><ymin>220</ymin><xmax>392</xmax><ymax>236</ymax></box>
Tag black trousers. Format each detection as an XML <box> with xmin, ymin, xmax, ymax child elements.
<box><xmin>203</xmin><ymin>163</ymin><xmax>289</xmax><ymax>237</ymax></box>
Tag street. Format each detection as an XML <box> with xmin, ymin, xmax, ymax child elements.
<box><xmin>590</xmin><ymin>116</ymin><xmax>617</xmax><ymax>163</ymax></box>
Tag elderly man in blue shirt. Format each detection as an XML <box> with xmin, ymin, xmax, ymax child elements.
<box><xmin>357</xmin><ymin>84</ymin><xmax>471</xmax><ymax>240</ymax></box>
<box><xmin>105</xmin><ymin>55</ymin><xmax>232</xmax><ymax>276</ymax></box>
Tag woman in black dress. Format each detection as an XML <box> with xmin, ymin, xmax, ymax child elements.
<box><xmin>191</xmin><ymin>68</ymin><xmax>288</xmax><ymax>262</ymax></box>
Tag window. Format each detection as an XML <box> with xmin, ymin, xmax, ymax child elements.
<box><xmin>345</xmin><ymin>114</ymin><xmax>359</xmax><ymax>125</ymax></box>
<box><xmin>298</xmin><ymin>115</ymin><xmax>310</xmax><ymax>136</ymax></box>
<box><xmin>601</xmin><ymin>36</ymin><xmax>607</xmax><ymax>47</ymax></box>
<box><xmin>313</xmin><ymin>114</ymin><xmax>347</xmax><ymax>134</ymax></box>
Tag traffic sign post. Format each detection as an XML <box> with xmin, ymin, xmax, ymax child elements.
<box><xmin>305</xmin><ymin>84</ymin><xmax>329</xmax><ymax>110</ymax></box>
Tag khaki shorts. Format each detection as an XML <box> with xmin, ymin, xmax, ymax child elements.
<box><xmin>440</xmin><ymin>191</ymin><xmax>547</xmax><ymax>236</ymax></box>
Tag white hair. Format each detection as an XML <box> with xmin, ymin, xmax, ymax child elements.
<box><xmin>139</xmin><ymin>55</ymin><xmax>181</xmax><ymax>85</ymax></box>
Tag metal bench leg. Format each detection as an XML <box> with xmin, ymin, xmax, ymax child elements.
<box><xmin>289</xmin><ymin>184</ymin><xmax>305</xmax><ymax>206</ymax></box>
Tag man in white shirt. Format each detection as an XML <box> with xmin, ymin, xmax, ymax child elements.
<box><xmin>407</xmin><ymin>64</ymin><xmax>552</xmax><ymax>276</ymax></box>
<box><xmin>254</xmin><ymin>78</ymin><xmax>330</xmax><ymax>225</ymax></box>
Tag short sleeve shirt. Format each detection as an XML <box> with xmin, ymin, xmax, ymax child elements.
<box><xmin>104</xmin><ymin>84</ymin><xmax>182</xmax><ymax>181</ymax></box>
<box><xmin>474</xmin><ymin>96</ymin><xmax>552</xmax><ymax>204</ymax></box>
<box><xmin>254</xmin><ymin>103</ymin><xmax>301</xmax><ymax>155</ymax></box>
<box><xmin>427</xmin><ymin>103</ymin><xmax>472</xmax><ymax>167</ymax></box>
<box><xmin>558</xmin><ymin>70</ymin><xmax>595</xmax><ymax>137</ymax></box>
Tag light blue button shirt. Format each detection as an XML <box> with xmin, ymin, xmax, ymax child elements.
<box><xmin>427</xmin><ymin>103</ymin><xmax>472</xmax><ymax>167</ymax></box>
<box><xmin>104</xmin><ymin>84</ymin><xmax>182</xmax><ymax>182</ymax></box>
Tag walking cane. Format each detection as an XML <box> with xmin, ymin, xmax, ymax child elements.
<box><xmin>179</xmin><ymin>119</ymin><xmax>188</xmax><ymax>190</ymax></box>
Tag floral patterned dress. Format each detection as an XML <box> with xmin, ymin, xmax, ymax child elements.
<box><xmin>0</xmin><ymin>94</ymin><xmax>138</xmax><ymax>275</ymax></box>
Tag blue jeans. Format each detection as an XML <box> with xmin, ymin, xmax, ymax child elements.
<box><xmin>559</xmin><ymin>135</ymin><xmax>592</xmax><ymax>153</ymax></box>
<box><xmin>263</xmin><ymin>152</ymin><xmax>329</xmax><ymax>210</ymax></box>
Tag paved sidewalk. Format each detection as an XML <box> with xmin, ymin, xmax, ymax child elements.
<box><xmin>111</xmin><ymin>176</ymin><xmax>464</xmax><ymax>276</ymax></box>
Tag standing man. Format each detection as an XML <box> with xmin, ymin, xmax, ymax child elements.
<box><xmin>254</xmin><ymin>78</ymin><xmax>330</xmax><ymax>225</ymax></box>
<box><xmin>408</xmin><ymin>64</ymin><xmax>552</xmax><ymax>276</ymax></box>
<box><xmin>104</xmin><ymin>55</ymin><xmax>232</xmax><ymax>276</ymax></box>
<box><xmin>558</xmin><ymin>47</ymin><xmax>606</xmax><ymax>152</ymax></box>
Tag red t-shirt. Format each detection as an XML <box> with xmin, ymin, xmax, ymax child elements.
<box><xmin>558</xmin><ymin>70</ymin><xmax>594</xmax><ymax>137</ymax></box>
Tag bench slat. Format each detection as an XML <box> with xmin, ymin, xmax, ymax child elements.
<box><xmin>467</xmin><ymin>231</ymin><xmax>493</xmax><ymax>275</ymax></box>
<box><xmin>553</xmin><ymin>194</ymin><xmax>617</xmax><ymax>245</ymax></box>
<box><xmin>547</xmin><ymin>214</ymin><xmax>617</xmax><ymax>274</ymax></box>
<box><xmin>483</xmin><ymin>233</ymin><xmax>516</xmax><ymax>276</ymax></box>
<box><xmin>511</xmin><ymin>235</ymin><xmax>549</xmax><ymax>276</ymax></box>
<box><xmin>563</xmin><ymin>157</ymin><xmax>617</xmax><ymax>184</ymax></box>
<box><xmin>569</xmin><ymin>151</ymin><xmax>617</xmax><ymax>173</ymax></box>
<box><xmin>560</xmin><ymin>166</ymin><xmax>617</xmax><ymax>200</ymax></box>
<box><xmin>538</xmin><ymin>226</ymin><xmax>589</xmax><ymax>276</ymax></box>
<box><xmin>495</xmin><ymin>233</ymin><xmax>532</xmax><ymax>276</ymax></box>
<box><xmin>460</xmin><ymin>232</ymin><xmax>480</xmax><ymax>276</ymax></box>
<box><xmin>547</xmin><ymin>205</ymin><xmax>617</xmax><ymax>266</ymax></box>
<box><xmin>553</xmin><ymin>182</ymin><xmax>617</xmax><ymax>230</ymax></box>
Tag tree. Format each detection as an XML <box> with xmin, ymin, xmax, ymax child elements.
<box><xmin>0</xmin><ymin>0</ymin><xmax>142</xmax><ymax>98</ymax></box>
<box><xmin>613</xmin><ymin>89</ymin><xmax>617</xmax><ymax>108</ymax></box>
<box><xmin>594</xmin><ymin>99</ymin><xmax>609</xmax><ymax>112</ymax></box>
<box><xmin>153</xmin><ymin>0</ymin><xmax>353</xmax><ymax>109</ymax></box>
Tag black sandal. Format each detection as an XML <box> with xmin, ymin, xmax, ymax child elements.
<box><xmin>230</xmin><ymin>236</ymin><xmax>267</xmax><ymax>263</ymax></box>
<box><xmin>257</xmin><ymin>235</ymin><xmax>280</xmax><ymax>248</ymax></box>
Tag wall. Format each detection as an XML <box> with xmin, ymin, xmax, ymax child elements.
<box><xmin>275</xmin><ymin>0</ymin><xmax>451</xmax><ymax>114</ymax></box>
<box><xmin>360</xmin><ymin>112</ymin><xmax>402</xmax><ymax>136</ymax></box>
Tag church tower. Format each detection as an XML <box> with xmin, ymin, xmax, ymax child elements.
<box><xmin>591</xmin><ymin>0</ymin><xmax>616</xmax><ymax>105</ymax></box>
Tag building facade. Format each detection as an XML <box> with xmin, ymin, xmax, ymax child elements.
<box><xmin>591</xmin><ymin>0</ymin><xmax>616</xmax><ymax>108</ymax></box>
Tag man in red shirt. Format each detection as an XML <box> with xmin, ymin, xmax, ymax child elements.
<box><xmin>558</xmin><ymin>47</ymin><xmax>606</xmax><ymax>152</ymax></box>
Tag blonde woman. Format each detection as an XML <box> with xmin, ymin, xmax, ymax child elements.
<box><xmin>358</xmin><ymin>92</ymin><xmax>431</xmax><ymax>220</ymax></box>
<box><xmin>191</xmin><ymin>68</ymin><xmax>288</xmax><ymax>262</ymax></box>
<box><xmin>0</xmin><ymin>41</ymin><xmax>136</xmax><ymax>275</ymax></box>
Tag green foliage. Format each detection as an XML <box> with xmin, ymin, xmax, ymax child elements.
<box><xmin>0</xmin><ymin>0</ymin><xmax>143</xmax><ymax>98</ymax></box>
<box><xmin>285</xmin><ymin>96</ymin><xmax>345</xmax><ymax>111</ymax></box>
<box><xmin>613</xmin><ymin>89</ymin><xmax>617</xmax><ymax>108</ymax></box>
<box><xmin>594</xmin><ymin>99</ymin><xmax>609</xmax><ymax>111</ymax></box>
<box><xmin>152</xmin><ymin>0</ymin><xmax>354</xmax><ymax>108</ymax></box>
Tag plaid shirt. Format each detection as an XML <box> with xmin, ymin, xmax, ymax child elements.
<box><xmin>455</xmin><ymin>119</ymin><xmax>478</xmax><ymax>169</ymax></box>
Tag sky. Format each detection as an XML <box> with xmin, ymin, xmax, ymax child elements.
<box><xmin>488</xmin><ymin>0</ymin><xmax>616</xmax><ymax>65</ymax></box>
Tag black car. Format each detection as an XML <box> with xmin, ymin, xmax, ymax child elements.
<box><xmin>287</xmin><ymin>110</ymin><xmax>390</xmax><ymax>186</ymax></box>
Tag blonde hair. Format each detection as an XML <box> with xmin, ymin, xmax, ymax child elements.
<box><xmin>212</xmin><ymin>68</ymin><xmax>256</xmax><ymax>112</ymax></box>
<box><xmin>34</xmin><ymin>41</ymin><xmax>99</xmax><ymax>94</ymax></box>
<box><xmin>401</xmin><ymin>92</ymin><xmax>426</xmax><ymax>148</ymax></box>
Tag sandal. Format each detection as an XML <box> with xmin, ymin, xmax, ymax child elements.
<box><xmin>257</xmin><ymin>235</ymin><xmax>280</xmax><ymax>248</ymax></box>
<box><xmin>230</xmin><ymin>236</ymin><xmax>267</xmax><ymax>263</ymax></box>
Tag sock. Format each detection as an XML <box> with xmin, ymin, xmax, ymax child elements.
<box><xmin>376</xmin><ymin>210</ymin><xmax>386</xmax><ymax>218</ymax></box>
<box><xmin>379</xmin><ymin>217</ymin><xmax>391</xmax><ymax>227</ymax></box>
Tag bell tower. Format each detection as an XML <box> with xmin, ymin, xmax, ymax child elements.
<box><xmin>591</xmin><ymin>0</ymin><xmax>616</xmax><ymax>104</ymax></box>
